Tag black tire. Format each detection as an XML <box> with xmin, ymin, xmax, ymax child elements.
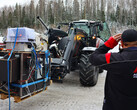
<box><xmin>79</xmin><ymin>54</ymin><xmax>99</xmax><ymax>86</ymax></box>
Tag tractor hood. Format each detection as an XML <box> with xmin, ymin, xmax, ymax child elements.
<box><xmin>48</xmin><ymin>28</ymin><xmax>68</xmax><ymax>45</ymax></box>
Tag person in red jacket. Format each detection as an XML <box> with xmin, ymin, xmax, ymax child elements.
<box><xmin>89</xmin><ymin>29</ymin><xmax>137</xmax><ymax>110</ymax></box>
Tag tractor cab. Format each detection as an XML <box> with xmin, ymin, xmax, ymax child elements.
<box><xmin>69</xmin><ymin>19</ymin><xmax>110</xmax><ymax>41</ymax></box>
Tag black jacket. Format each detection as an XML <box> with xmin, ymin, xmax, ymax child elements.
<box><xmin>89</xmin><ymin>44</ymin><xmax>137</xmax><ymax>110</ymax></box>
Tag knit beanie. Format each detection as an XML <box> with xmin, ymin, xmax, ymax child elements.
<box><xmin>121</xmin><ymin>29</ymin><xmax>137</xmax><ymax>42</ymax></box>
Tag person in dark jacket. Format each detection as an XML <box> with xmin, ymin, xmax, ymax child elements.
<box><xmin>89</xmin><ymin>29</ymin><xmax>137</xmax><ymax>110</ymax></box>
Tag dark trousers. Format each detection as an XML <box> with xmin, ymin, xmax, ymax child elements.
<box><xmin>102</xmin><ymin>99</ymin><xmax>114</xmax><ymax>110</ymax></box>
<box><xmin>103</xmin><ymin>103</ymin><xmax>112</xmax><ymax>110</ymax></box>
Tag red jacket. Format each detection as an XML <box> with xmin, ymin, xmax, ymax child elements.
<box><xmin>89</xmin><ymin>37</ymin><xmax>137</xmax><ymax>110</ymax></box>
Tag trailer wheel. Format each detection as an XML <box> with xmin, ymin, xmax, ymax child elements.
<box><xmin>79</xmin><ymin>54</ymin><xmax>99</xmax><ymax>86</ymax></box>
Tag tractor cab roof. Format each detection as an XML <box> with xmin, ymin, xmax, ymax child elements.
<box><xmin>73</xmin><ymin>19</ymin><xmax>97</xmax><ymax>24</ymax></box>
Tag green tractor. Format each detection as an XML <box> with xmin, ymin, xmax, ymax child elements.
<box><xmin>37</xmin><ymin>17</ymin><xmax>111</xmax><ymax>86</ymax></box>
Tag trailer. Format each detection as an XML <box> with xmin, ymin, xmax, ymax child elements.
<box><xmin>0</xmin><ymin>27</ymin><xmax>51</xmax><ymax>104</ymax></box>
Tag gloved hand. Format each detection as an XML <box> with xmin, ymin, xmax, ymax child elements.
<box><xmin>104</xmin><ymin>34</ymin><xmax>122</xmax><ymax>49</ymax></box>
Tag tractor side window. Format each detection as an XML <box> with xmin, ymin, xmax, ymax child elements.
<box><xmin>99</xmin><ymin>22</ymin><xmax>111</xmax><ymax>41</ymax></box>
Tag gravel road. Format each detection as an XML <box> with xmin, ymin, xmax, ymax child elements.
<box><xmin>0</xmin><ymin>70</ymin><xmax>107</xmax><ymax>110</ymax></box>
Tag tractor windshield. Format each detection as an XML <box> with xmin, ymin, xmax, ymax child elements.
<box><xmin>73</xmin><ymin>23</ymin><xmax>89</xmax><ymax>36</ymax></box>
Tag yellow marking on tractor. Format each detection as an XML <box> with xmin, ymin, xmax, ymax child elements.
<box><xmin>74</xmin><ymin>34</ymin><xmax>85</xmax><ymax>41</ymax></box>
<box><xmin>58</xmin><ymin>76</ymin><xmax>61</xmax><ymax>80</ymax></box>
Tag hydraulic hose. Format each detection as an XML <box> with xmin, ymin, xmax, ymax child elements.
<box><xmin>7</xmin><ymin>27</ymin><xmax>18</xmax><ymax>110</ymax></box>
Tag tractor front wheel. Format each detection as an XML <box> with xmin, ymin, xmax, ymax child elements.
<box><xmin>79</xmin><ymin>54</ymin><xmax>99</xmax><ymax>86</ymax></box>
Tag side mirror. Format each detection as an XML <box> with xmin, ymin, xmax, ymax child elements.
<box><xmin>57</xmin><ymin>25</ymin><xmax>61</xmax><ymax>29</ymax></box>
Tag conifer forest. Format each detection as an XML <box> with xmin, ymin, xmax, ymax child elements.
<box><xmin>0</xmin><ymin>0</ymin><xmax>137</xmax><ymax>33</ymax></box>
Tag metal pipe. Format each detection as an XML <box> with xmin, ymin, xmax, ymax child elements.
<box><xmin>37</xmin><ymin>16</ymin><xmax>48</xmax><ymax>31</ymax></box>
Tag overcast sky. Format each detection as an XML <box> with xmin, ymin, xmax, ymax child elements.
<box><xmin>0</xmin><ymin>0</ymin><xmax>31</xmax><ymax>8</ymax></box>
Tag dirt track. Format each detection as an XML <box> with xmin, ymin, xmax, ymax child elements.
<box><xmin>0</xmin><ymin>70</ymin><xmax>106</xmax><ymax>110</ymax></box>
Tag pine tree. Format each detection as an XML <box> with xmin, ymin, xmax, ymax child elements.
<box><xmin>13</xmin><ymin>3</ymin><xmax>20</xmax><ymax>27</ymax></box>
<box><xmin>132</xmin><ymin>0</ymin><xmax>137</xmax><ymax>26</ymax></box>
<box><xmin>84</xmin><ymin>0</ymin><xmax>91</xmax><ymax>20</ymax></box>
<box><xmin>80</xmin><ymin>0</ymin><xmax>83</xmax><ymax>19</ymax></box>
<box><xmin>21</xmin><ymin>6</ymin><xmax>26</xmax><ymax>26</ymax></box>
<box><xmin>36</xmin><ymin>4</ymin><xmax>40</xmax><ymax>28</ymax></box>
<box><xmin>18</xmin><ymin>5</ymin><xmax>22</xmax><ymax>27</ymax></box>
<box><xmin>30</xmin><ymin>0</ymin><xmax>35</xmax><ymax>27</ymax></box>
<box><xmin>121</xmin><ymin>9</ymin><xmax>125</xmax><ymax>25</ymax></box>
<box><xmin>92</xmin><ymin>0</ymin><xmax>96</xmax><ymax>20</ymax></box>
<box><xmin>38</xmin><ymin>0</ymin><xmax>45</xmax><ymax>20</ymax></box>
<box><xmin>101</xmin><ymin>0</ymin><xmax>105</xmax><ymax>22</ymax></box>
<box><xmin>73</xmin><ymin>0</ymin><xmax>80</xmax><ymax>20</ymax></box>
<box><xmin>48</xmin><ymin>1</ymin><xmax>54</xmax><ymax>24</ymax></box>
<box><xmin>8</xmin><ymin>12</ymin><xmax>12</xmax><ymax>27</ymax></box>
<box><xmin>115</xmin><ymin>5</ymin><xmax>120</xmax><ymax>23</ymax></box>
<box><xmin>2</xmin><ymin>10</ymin><xmax>6</xmax><ymax>28</ymax></box>
<box><xmin>53</xmin><ymin>1</ymin><xmax>58</xmax><ymax>24</ymax></box>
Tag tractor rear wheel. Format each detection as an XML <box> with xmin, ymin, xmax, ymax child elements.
<box><xmin>79</xmin><ymin>54</ymin><xmax>99</xmax><ymax>86</ymax></box>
